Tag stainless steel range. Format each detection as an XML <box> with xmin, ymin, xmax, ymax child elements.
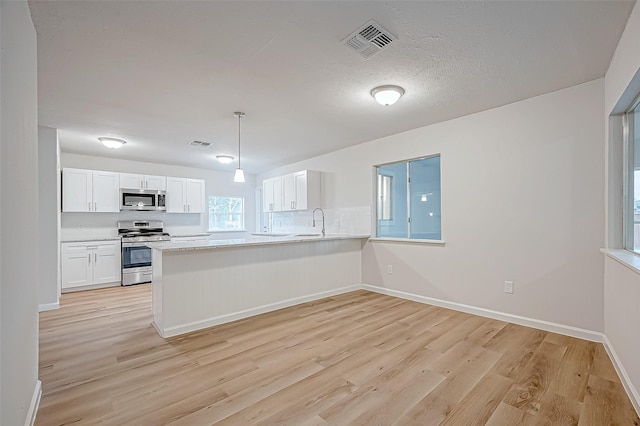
<box><xmin>118</xmin><ymin>220</ymin><xmax>170</xmax><ymax>286</ymax></box>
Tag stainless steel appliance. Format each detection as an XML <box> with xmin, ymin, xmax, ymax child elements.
<box><xmin>120</xmin><ymin>189</ymin><xmax>166</xmax><ymax>211</ymax></box>
<box><xmin>118</xmin><ymin>220</ymin><xmax>170</xmax><ymax>286</ymax></box>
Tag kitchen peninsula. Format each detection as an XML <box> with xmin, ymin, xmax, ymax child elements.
<box><xmin>147</xmin><ymin>234</ymin><xmax>369</xmax><ymax>337</ymax></box>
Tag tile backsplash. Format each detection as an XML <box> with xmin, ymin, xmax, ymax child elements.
<box><xmin>266</xmin><ymin>206</ymin><xmax>371</xmax><ymax>235</ymax></box>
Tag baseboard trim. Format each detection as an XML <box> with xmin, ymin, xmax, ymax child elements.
<box><xmin>25</xmin><ymin>380</ymin><xmax>42</xmax><ymax>426</ymax></box>
<box><xmin>61</xmin><ymin>282</ymin><xmax>120</xmax><ymax>293</ymax></box>
<box><xmin>602</xmin><ymin>334</ymin><xmax>640</xmax><ymax>416</ymax></box>
<box><xmin>160</xmin><ymin>284</ymin><xmax>361</xmax><ymax>338</ymax></box>
<box><xmin>38</xmin><ymin>302</ymin><xmax>59</xmax><ymax>312</ymax></box>
<box><xmin>361</xmin><ymin>284</ymin><xmax>603</xmax><ymax>342</ymax></box>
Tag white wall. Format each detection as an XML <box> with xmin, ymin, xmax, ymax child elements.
<box><xmin>260</xmin><ymin>79</ymin><xmax>606</xmax><ymax>333</ymax></box>
<box><xmin>0</xmin><ymin>1</ymin><xmax>40</xmax><ymax>424</ymax></box>
<box><xmin>604</xmin><ymin>1</ymin><xmax>640</xmax><ymax>412</ymax></box>
<box><xmin>38</xmin><ymin>127</ymin><xmax>61</xmax><ymax>310</ymax></box>
<box><xmin>61</xmin><ymin>153</ymin><xmax>257</xmax><ymax>239</ymax></box>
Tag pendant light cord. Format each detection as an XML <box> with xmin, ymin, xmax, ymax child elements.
<box><xmin>234</xmin><ymin>111</ymin><xmax>244</xmax><ymax>170</ymax></box>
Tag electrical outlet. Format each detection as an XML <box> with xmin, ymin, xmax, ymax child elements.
<box><xmin>504</xmin><ymin>280</ymin><xmax>514</xmax><ymax>294</ymax></box>
<box><xmin>387</xmin><ymin>265</ymin><xmax>393</xmax><ymax>274</ymax></box>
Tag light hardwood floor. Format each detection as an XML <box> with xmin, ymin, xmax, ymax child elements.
<box><xmin>37</xmin><ymin>285</ymin><xmax>640</xmax><ymax>425</ymax></box>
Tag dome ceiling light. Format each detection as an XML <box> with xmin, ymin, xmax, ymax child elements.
<box><xmin>98</xmin><ymin>137</ymin><xmax>126</xmax><ymax>149</ymax></box>
<box><xmin>216</xmin><ymin>154</ymin><xmax>234</xmax><ymax>164</ymax></box>
<box><xmin>371</xmin><ymin>85</ymin><xmax>405</xmax><ymax>106</ymax></box>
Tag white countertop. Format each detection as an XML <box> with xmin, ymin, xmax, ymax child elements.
<box><xmin>61</xmin><ymin>236</ymin><xmax>122</xmax><ymax>243</ymax></box>
<box><xmin>170</xmin><ymin>233</ymin><xmax>211</xmax><ymax>238</ymax></box>
<box><xmin>147</xmin><ymin>234</ymin><xmax>370</xmax><ymax>252</ymax></box>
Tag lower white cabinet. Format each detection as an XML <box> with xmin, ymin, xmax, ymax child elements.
<box><xmin>61</xmin><ymin>240</ymin><xmax>121</xmax><ymax>290</ymax></box>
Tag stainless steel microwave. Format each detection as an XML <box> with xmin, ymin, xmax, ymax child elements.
<box><xmin>120</xmin><ymin>189</ymin><xmax>166</xmax><ymax>211</ymax></box>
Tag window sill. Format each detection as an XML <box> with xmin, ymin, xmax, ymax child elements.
<box><xmin>601</xmin><ymin>248</ymin><xmax>640</xmax><ymax>275</ymax></box>
<box><xmin>368</xmin><ymin>237</ymin><xmax>446</xmax><ymax>246</ymax></box>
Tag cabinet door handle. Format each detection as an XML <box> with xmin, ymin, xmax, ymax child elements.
<box><xmin>183</xmin><ymin>204</ymin><xmax>186</xmax><ymax>212</ymax></box>
<box><xmin>88</xmin><ymin>253</ymin><xmax>91</xmax><ymax>264</ymax></box>
<box><xmin>94</xmin><ymin>202</ymin><xmax>97</xmax><ymax>211</ymax></box>
<box><xmin>94</xmin><ymin>253</ymin><xmax>97</xmax><ymax>263</ymax></box>
<box><xmin>88</xmin><ymin>202</ymin><xmax>91</xmax><ymax>211</ymax></box>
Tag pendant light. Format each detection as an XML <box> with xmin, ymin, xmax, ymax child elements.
<box><xmin>233</xmin><ymin>111</ymin><xmax>246</xmax><ymax>183</ymax></box>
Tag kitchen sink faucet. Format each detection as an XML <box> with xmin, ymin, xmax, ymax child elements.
<box><xmin>312</xmin><ymin>208</ymin><xmax>325</xmax><ymax>237</ymax></box>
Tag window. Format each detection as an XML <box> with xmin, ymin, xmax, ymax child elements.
<box><xmin>208</xmin><ymin>196</ymin><xmax>244</xmax><ymax>231</ymax></box>
<box><xmin>624</xmin><ymin>96</ymin><xmax>640</xmax><ymax>252</ymax></box>
<box><xmin>375</xmin><ymin>155</ymin><xmax>441</xmax><ymax>240</ymax></box>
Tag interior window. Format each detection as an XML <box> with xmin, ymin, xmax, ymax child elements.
<box><xmin>375</xmin><ymin>155</ymin><xmax>441</xmax><ymax>240</ymax></box>
<box><xmin>625</xmin><ymin>97</ymin><xmax>640</xmax><ymax>252</ymax></box>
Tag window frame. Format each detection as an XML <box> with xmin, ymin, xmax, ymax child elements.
<box><xmin>624</xmin><ymin>94</ymin><xmax>640</xmax><ymax>253</ymax></box>
<box><xmin>373</xmin><ymin>153</ymin><xmax>442</xmax><ymax>242</ymax></box>
<box><xmin>207</xmin><ymin>195</ymin><xmax>245</xmax><ymax>232</ymax></box>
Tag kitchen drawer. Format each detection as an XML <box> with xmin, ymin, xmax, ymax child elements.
<box><xmin>62</xmin><ymin>240</ymin><xmax>120</xmax><ymax>254</ymax></box>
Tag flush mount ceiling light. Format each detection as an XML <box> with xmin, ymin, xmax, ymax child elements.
<box><xmin>233</xmin><ymin>112</ymin><xmax>246</xmax><ymax>183</ymax></box>
<box><xmin>371</xmin><ymin>85</ymin><xmax>405</xmax><ymax>106</ymax></box>
<box><xmin>216</xmin><ymin>154</ymin><xmax>234</xmax><ymax>164</ymax></box>
<box><xmin>98</xmin><ymin>137</ymin><xmax>126</xmax><ymax>149</ymax></box>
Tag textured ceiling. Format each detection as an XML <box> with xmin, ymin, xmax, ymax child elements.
<box><xmin>29</xmin><ymin>1</ymin><xmax>635</xmax><ymax>174</ymax></box>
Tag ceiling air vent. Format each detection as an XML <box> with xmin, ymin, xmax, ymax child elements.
<box><xmin>342</xmin><ymin>20</ymin><xmax>395</xmax><ymax>59</ymax></box>
<box><xmin>189</xmin><ymin>140</ymin><xmax>211</xmax><ymax>147</ymax></box>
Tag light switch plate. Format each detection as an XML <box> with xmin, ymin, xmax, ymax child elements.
<box><xmin>504</xmin><ymin>280</ymin><xmax>514</xmax><ymax>294</ymax></box>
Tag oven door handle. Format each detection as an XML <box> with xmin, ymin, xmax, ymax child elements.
<box><xmin>122</xmin><ymin>242</ymin><xmax>151</xmax><ymax>248</ymax></box>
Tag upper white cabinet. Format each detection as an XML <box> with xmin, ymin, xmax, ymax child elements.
<box><xmin>166</xmin><ymin>177</ymin><xmax>186</xmax><ymax>213</ymax></box>
<box><xmin>119</xmin><ymin>173</ymin><xmax>166</xmax><ymax>191</ymax></box>
<box><xmin>63</xmin><ymin>167</ymin><xmax>203</xmax><ymax>214</ymax></box>
<box><xmin>186</xmin><ymin>179</ymin><xmax>205</xmax><ymax>213</ymax></box>
<box><xmin>63</xmin><ymin>168</ymin><xmax>119</xmax><ymax>212</ymax></box>
<box><xmin>62</xmin><ymin>168</ymin><xmax>92</xmax><ymax>212</ymax></box>
<box><xmin>263</xmin><ymin>176</ymin><xmax>282</xmax><ymax>212</ymax></box>
<box><xmin>92</xmin><ymin>171</ymin><xmax>120</xmax><ymax>212</ymax></box>
<box><xmin>145</xmin><ymin>175</ymin><xmax>166</xmax><ymax>191</ymax></box>
<box><xmin>166</xmin><ymin>177</ymin><xmax>205</xmax><ymax>213</ymax></box>
<box><xmin>282</xmin><ymin>170</ymin><xmax>320</xmax><ymax>211</ymax></box>
<box><xmin>264</xmin><ymin>170</ymin><xmax>320</xmax><ymax>212</ymax></box>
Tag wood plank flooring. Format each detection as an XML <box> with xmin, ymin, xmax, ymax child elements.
<box><xmin>37</xmin><ymin>285</ymin><xmax>640</xmax><ymax>425</ymax></box>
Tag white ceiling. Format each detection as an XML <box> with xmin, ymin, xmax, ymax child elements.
<box><xmin>29</xmin><ymin>1</ymin><xmax>635</xmax><ymax>175</ymax></box>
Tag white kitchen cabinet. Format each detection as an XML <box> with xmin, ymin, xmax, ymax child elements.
<box><xmin>62</xmin><ymin>168</ymin><xmax>119</xmax><ymax>212</ymax></box>
<box><xmin>61</xmin><ymin>240</ymin><xmax>121</xmax><ymax>290</ymax></box>
<box><xmin>144</xmin><ymin>175</ymin><xmax>166</xmax><ymax>191</ymax></box>
<box><xmin>92</xmin><ymin>171</ymin><xmax>120</xmax><ymax>212</ymax></box>
<box><xmin>186</xmin><ymin>179</ymin><xmax>205</xmax><ymax>213</ymax></box>
<box><xmin>62</xmin><ymin>168</ymin><xmax>92</xmax><ymax>212</ymax></box>
<box><xmin>166</xmin><ymin>177</ymin><xmax>205</xmax><ymax>213</ymax></box>
<box><xmin>263</xmin><ymin>176</ymin><xmax>283</xmax><ymax>212</ymax></box>
<box><xmin>280</xmin><ymin>170</ymin><xmax>320</xmax><ymax>211</ymax></box>
<box><xmin>119</xmin><ymin>173</ymin><xmax>166</xmax><ymax>191</ymax></box>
